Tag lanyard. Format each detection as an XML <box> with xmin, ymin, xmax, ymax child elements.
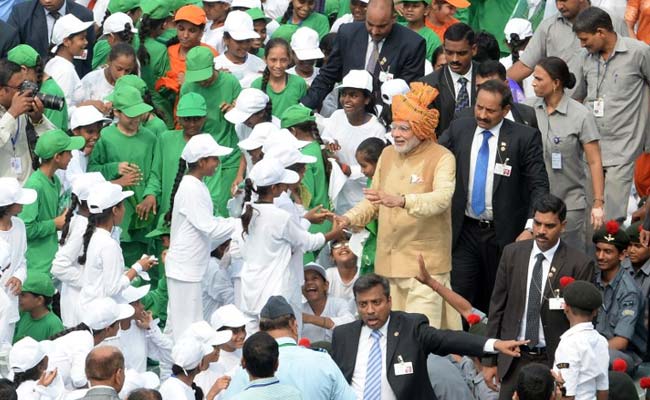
<box><xmin>11</xmin><ymin>118</ymin><xmax>20</xmax><ymax>152</ymax></box>
<box><xmin>596</xmin><ymin>58</ymin><xmax>610</xmax><ymax>98</ymax></box>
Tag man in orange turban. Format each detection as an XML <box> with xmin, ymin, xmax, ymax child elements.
<box><xmin>338</xmin><ymin>82</ymin><xmax>461</xmax><ymax>330</ymax></box>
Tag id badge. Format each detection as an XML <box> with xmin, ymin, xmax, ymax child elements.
<box><xmin>379</xmin><ymin>71</ymin><xmax>394</xmax><ymax>82</ymax></box>
<box><xmin>494</xmin><ymin>163</ymin><xmax>512</xmax><ymax>177</ymax></box>
<box><xmin>551</xmin><ymin>152</ymin><xmax>562</xmax><ymax>170</ymax></box>
<box><xmin>549</xmin><ymin>297</ymin><xmax>565</xmax><ymax>310</ymax></box>
<box><xmin>10</xmin><ymin>157</ymin><xmax>22</xmax><ymax>175</ymax></box>
<box><xmin>73</xmin><ymin>49</ymin><xmax>88</xmax><ymax>60</ymax></box>
<box><xmin>593</xmin><ymin>98</ymin><xmax>604</xmax><ymax>117</ymax></box>
<box><xmin>394</xmin><ymin>361</ymin><xmax>414</xmax><ymax>376</ymax></box>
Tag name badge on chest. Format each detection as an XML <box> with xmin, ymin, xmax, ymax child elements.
<box><xmin>551</xmin><ymin>152</ymin><xmax>562</xmax><ymax>170</ymax></box>
<box><xmin>549</xmin><ymin>297</ymin><xmax>565</xmax><ymax>310</ymax></box>
<box><xmin>394</xmin><ymin>355</ymin><xmax>414</xmax><ymax>376</ymax></box>
<box><xmin>494</xmin><ymin>163</ymin><xmax>512</xmax><ymax>177</ymax></box>
<box><xmin>593</xmin><ymin>98</ymin><xmax>605</xmax><ymax>117</ymax></box>
<box><xmin>10</xmin><ymin>157</ymin><xmax>22</xmax><ymax>175</ymax></box>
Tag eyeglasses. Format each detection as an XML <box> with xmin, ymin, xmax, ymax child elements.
<box><xmin>390</xmin><ymin>123</ymin><xmax>411</xmax><ymax>132</ymax></box>
<box><xmin>332</xmin><ymin>241</ymin><xmax>350</xmax><ymax>249</ymax></box>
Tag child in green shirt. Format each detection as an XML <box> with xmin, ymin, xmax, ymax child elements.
<box><xmin>400</xmin><ymin>0</ymin><xmax>442</xmax><ymax>61</ymax></box>
<box><xmin>13</xmin><ymin>273</ymin><xmax>64</xmax><ymax>343</ymax></box>
<box><xmin>19</xmin><ymin>130</ymin><xmax>85</xmax><ymax>276</ymax></box>
<box><xmin>278</xmin><ymin>0</ymin><xmax>330</xmax><ymax>39</ymax></box>
<box><xmin>247</xmin><ymin>8</ymin><xmax>269</xmax><ymax>58</ymax></box>
<box><xmin>114</xmin><ymin>75</ymin><xmax>168</xmax><ymax>136</ymax></box>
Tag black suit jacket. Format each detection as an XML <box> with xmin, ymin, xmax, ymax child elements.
<box><xmin>438</xmin><ymin>117</ymin><xmax>549</xmax><ymax>248</ymax></box>
<box><xmin>8</xmin><ymin>0</ymin><xmax>96</xmax><ymax>77</ymax></box>
<box><xmin>417</xmin><ymin>62</ymin><xmax>479</xmax><ymax>133</ymax></box>
<box><xmin>331</xmin><ymin>311</ymin><xmax>487</xmax><ymax>400</ymax></box>
<box><xmin>456</xmin><ymin>102</ymin><xmax>538</xmax><ymax>130</ymax></box>
<box><xmin>302</xmin><ymin>22</ymin><xmax>425</xmax><ymax>109</ymax></box>
<box><xmin>484</xmin><ymin>240</ymin><xmax>595</xmax><ymax>378</ymax></box>
<box><xmin>0</xmin><ymin>20</ymin><xmax>19</xmax><ymax>58</ymax></box>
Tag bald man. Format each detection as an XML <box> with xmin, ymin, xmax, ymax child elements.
<box><xmin>302</xmin><ymin>0</ymin><xmax>426</xmax><ymax>109</ymax></box>
<box><xmin>82</xmin><ymin>346</ymin><xmax>125</xmax><ymax>400</ymax></box>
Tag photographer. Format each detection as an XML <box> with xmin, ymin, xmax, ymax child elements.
<box><xmin>0</xmin><ymin>59</ymin><xmax>56</xmax><ymax>184</ymax></box>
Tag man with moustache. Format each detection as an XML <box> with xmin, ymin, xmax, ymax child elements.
<box><xmin>339</xmin><ymin>82</ymin><xmax>461</xmax><ymax>330</ymax></box>
<box><xmin>438</xmin><ymin>79</ymin><xmax>549</xmax><ymax>314</ymax></box>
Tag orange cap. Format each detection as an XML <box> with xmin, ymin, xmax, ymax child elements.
<box><xmin>174</xmin><ymin>5</ymin><xmax>207</xmax><ymax>25</ymax></box>
<box><xmin>445</xmin><ymin>0</ymin><xmax>470</xmax><ymax>8</ymax></box>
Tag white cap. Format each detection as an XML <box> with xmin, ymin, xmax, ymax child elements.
<box><xmin>381</xmin><ymin>78</ymin><xmax>409</xmax><ymax>105</ymax></box>
<box><xmin>0</xmin><ymin>239</ymin><xmax>10</xmax><ymax>271</ymax></box>
<box><xmin>225</xmin><ymin>88</ymin><xmax>270</xmax><ymax>124</ymax></box>
<box><xmin>182</xmin><ymin>133</ymin><xmax>233</xmax><ymax>163</ymax></box>
<box><xmin>230</xmin><ymin>0</ymin><xmax>260</xmax><ymax>8</ymax></box>
<box><xmin>262</xmin><ymin>129</ymin><xmax>310</xmax><ymax>154</ymax></box>
<box><xmin>51</xmin><ymin>14</ymin><xmax>94</xmax><ymax>53</ymax></box>
<box><xmin>264</xmin><ymin>144</ymin><xmax>316</xmax><ymax>167</ymax></box>
<box><xmin>184</xmin><ymin>321</ymin><xmax>232</xmax><ymax>346</ymax></box>
<box><xmin>304</xmin><ymin>262</ymin><xmax>327</xmax><ymax>280</ymax></box>
<box><xmin>224</xmin><ymin>11</ymin><xmax>259</xmax><ymax>41</ymax></box>
<box><xmin>70</xmin><ymin>105</ymin><xmax>111</xmax><ymax>131</ymax></box>
<box><xmin>82</xmin><ymin>297</ymin><xmax>135</xmax><ymax>330</ymax></box>
<box><xmin>87</xmin><ymin>182</ymin><xmax>133</xmax><ymax>214</ymax></box>
<box><xmin>119</xmin><ymin>284</ymin><xmax>150</xmax><ymax>304</ymax></box>
<box><xmin>210</xmin><ymin>304</ymin><xmax>252</xmax><ymax>330</ymax></box>
<box><xmin>70</xmin><ymin>172</ymin><xmax>106</xmax><ymax>201</ymax></box>
<box><xmin>9</xmin><ymin>337</ymin><xmax>54</xmax><ymax>373</ymax></box>
<box><xmin>238</xmin><ymin>122</ymin><xmax>279</xmax><ymax>151</ymax></box>
<box><xmin>0</xmin><ymin>177</ymin><xmax>37</xmax><ymax>207</ymax></box>
<box><xmin>119</xmin><ymin>370</ymin><xmax>160</xmax><ymax>398</ymax></box>
<box><xmin>290</xmin><ymin>27</ymin><xmax>324</xmax><ymax>61</ymax></box>
<box><xmin>171</xmin><ymin>337</ymin><xmax>213</xmax><ymax>371</ymax></box>
<box><xmin>504</xmin><ymin>18</ymin><xmax>533</xmax><ymax>42</ymax></box>
<box><xmin>249</xmin><ymin>157</ymin><xmax>299</xmax><ymax>187</ymax></box>
<box><xmin>102</xmin><ymin>12</ymin><xmax>138</xmax><ymax>35</ymax></box>
<box><xmin>339</xmin><ymin>69</ymin><xmax>373</xmax><ymax>92</ymax></box>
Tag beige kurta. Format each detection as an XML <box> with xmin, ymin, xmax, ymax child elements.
<box><xmin>344</xmin><ymin>140</ymin><xmax>456</xmax><ymax>278</ymax></box>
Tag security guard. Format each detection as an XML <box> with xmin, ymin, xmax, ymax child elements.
<box><xmin>593</xmin><ymin>220</ymin><xmax>647</xmax><ymax>375</ymax></box>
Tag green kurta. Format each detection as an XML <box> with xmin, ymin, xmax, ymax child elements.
<box><xmin>142</xmin><ymin>37</ymin><xmax>173</xmax><ymax>128</ymax></box>
<box><xmin>180</xmin><ymin>72</ymin><xmax>242</xmax><ymax>217</ymax></box>
<box><xmin>91</xmin><ymin>36</ymin><xmax>142</xmax><ymax>70</ymax></box>
<box><xmin>468</xmin><ymin>0</ymin><xmax>518</xmax><ymax>55</ymax></box>
<box><xmin>301</xmin><ymin>141</ymin><xmax>331</xmax><ymax>235</ymax></box>
<box><xmin>360</xmin><ymin>178</ymin><xmax>376</xmax><ymax>275</ymax></box>
<box><xmin>141</xmin><ymin>261</ymin><xmax>168</xmax><ymax>326</ymax></box>
<box><xmin>251</xmin><ymin>74</ymin><xmax>307</xmax><ymax>118</ymax></box>
<box><xmin>143</xmin><ymin>114</ymin><xmax>168</xmax><ymax>136</ymax></box>
<box><xmin>414</xmin><ymin>25</ymin><xmax>441</xmax><ymax>62</ymax></box>
<box><xmin>278</xmin><ymin>12</ymin><xmax>331</xmax><ymax>40</ymax></box>
<box><xmin>13</xmin><ymin>311</ymin><xmax>64</xmax><ymax>343</ymax></box>
<box><xmin>40</xmin><ymin>77</ymin><xmax>68</xmax><ymax>131</ymax></box>
<box><xmin>337</xmin><ymin>0</ymin><xmax>350</xmax><ymax>18</ymax></box>
<box><xmin>19</xmin><ymin>170</ymin><xmax>61</xmax><ymax>276</ymax></box>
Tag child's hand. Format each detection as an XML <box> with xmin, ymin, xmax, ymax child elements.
<box><xmin>327</xmin><ymin>141</ymin><xmax>341</xmax><ymax>153</ymax></box>
<box><xmin>138</xmin><ymin>255</ymin><xmax>158</xmax><ymax>271</ymax></box>
<box><xmin>305</xmin><ymin>205</ymin><xmax>332</xmax><ymax>224</ymax></box>
<box><xmin>220</xmin><ymin>102</ymin><xmax>235</xmax><ymax>114</ymax></box>
<box><xmin>135</xmin><ymin>310</ymin><xmax>153</xmax><ymax>330</ymax></box>
<box><xmin>114</xmin><ymin>170</ymin><xmax>141</xmax><ymax>188</ymax></box>
<box><xmin>37</xmin><ymin>368</ymin><xmax>57</xmax><ymax>387</ymax></box>
<box><xmin>136</xmin><ymin>195</ymin><xmax>157</xmax><ymax>220</ymax></box>
<box><xmin>5</xmin><ymin>277</ymin><xmax>22</xmax><ymax>296</ymax></box>
<box><xmin>118</xmin><ymin>162</ymin><xmax>140</xmax><ymax>176</ymax></box>
<box><xmin>54</xmin><ymin>208</ymin><xmax>68</xmax><ymax>230</ymax></box>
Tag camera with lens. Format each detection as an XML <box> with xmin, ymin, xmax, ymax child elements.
<box><xmin>19</xmin><ymin>80</ymin><xmax>65</xmax><ymax>111</ymax></box>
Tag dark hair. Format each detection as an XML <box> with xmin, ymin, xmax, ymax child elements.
<box><xmin>127</xmin><ymin>389</ymin><xmax>163</xmax><ymax>400</ymax></box>
<box><xmin>99</xmin><ymin>22</ymin><xmax>136</xmax><ymax>45</ymax></box>
<box><xmin>59</xmin><ymin>193</ymin><xmax>80</xmax><ymax>245</ymax></box>
<box><xmin>85</xmin><ymin>347</ymin><xmax>124</xmax><ymax>381</ymax></box>
<box><xmin>507</xmin><ymin>33</ymin><xmax>531</xmax><ymax>64</ymax></box>
<box><xmin>48</xmin><ymin>322</ymin><xmax>92</xmax><ymax>340</ymax></box>
<box><xmin>339</xmin><ymin>87</ymin><xmax>377</xmax><ymax>116</ymax></box>
<box><xmin>431</xmin><ymin>44</ymin><xmax>444</xmax><ymax>66</ymax></box>
<box><xmin>170</xmin><ymin>365</ymin><xmax>204</xmax><ymax>400</ymax></box>
<box><xmin>289</xmin><ymin>121</ymin><xmax>331</xmax><ymax>181</ymax></box>
<box><xmin>240</xmin><ymin>178</ymin><xmax>264</xmax><ymax>235</ymax></box>
<box><xmin>532</xmin><ymin>194</ymin><xmax>567</xmax><ymax>222</ymax></box>
<box><xmin>443</xmin><ymin>22</ymin><xmax>475</xmax><ymax>45</ymax></box>
<box><xmin>476</xmin><ymin>79</ymin><xmax>512</xmax><ymax>109</ymax></box>
<box><xmin>567</xmin><ymin>305</ymin><xmax>594</xmax><ymax>318</ymax></box>
<box><xmin>137</xmin><ymin>15</ymin><xmax>167</xmax><ymax>65</ymax></box>
<box><xmin>537</xmin><ymin>57</ymin><xmax>576</xmax><ymax>90</ymax></box>
<box><xmin>165</xmin><ymin>158</ymin><xmax>198</xmax><ymax>225</ymax></box>
<box><xmin>352</xmin><ymin>273</ymin><xmax>390</xmax><ymax>299</ymax></box>
<box><xmin>78</xmin><ymin>205</ymin><xmax>120</xmax><ymax>265</ymax></box>
<box><xmin>0</xmin><ymin>205</ymin><xmax>11</xmax><ymax>219</ymax></box>
<box><xmin>280</xmin><ymin>0</ymin><xmax>295</xmax><ymax>24</ymax></box>
<box><xmin>242</xmin><ymin>332</ymin><xmax>279</xmax><ymax>378</ymax></box>
<box><xmin>108</xmin><ymin>42</ymin><xmax>136</xmax><ymax>63</ymax></box>
<box><xmin>573</xmin><ymin>7</ymin><xmax>613</xmax><ymax>34</ymax></box>
<box><xmin>22</xmin><ymin>291</ymin><xmax>53</xmax><ymax>307</ymax></box>
<box><xmin>477</xmin><ymin>60</ymin><xmax>506</xmax><ymax>81</ymax></box>
<box><xmin>0</xmin><ymin>378</ymin><xmax>17</xmax><ymax>400</ymax></box>
<box><xmin>474</xmin><ymin>31</ymin><xmax>500</xmax><ymax>63</ymax></box>
<box><xmin>356</xmin><ymin>137</ymin><xmax>387</xmax><ymax>164</ymax></box>
<box><xmin>261</xmin><ymin>38</ymin><xmax>291</xmax><ymax>92</ymax></box>
<box><xmin>319</xmin><ymin>33</ymin><xmax>337</xmax><ymax>62</ymax></box>
<box><xmin>12</xmin><ymin>357</ymin><xmax>46</xmax><ymax>387</ymax></box>
<box><xmin>53</xmin><ymin>30</ymin><xmax>89</xmax><ymax>54</ymax></box>
<box><xmin>259</xmin><ymin>314</ymin><xmax>295</xmax><ymax>331</ymax></box>
<box><xmin>515</xmin><ymin>363</ymin><xmax>555</xmax><ymax>400</ymax></box>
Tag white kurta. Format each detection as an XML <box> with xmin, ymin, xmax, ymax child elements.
<box><xmin>325</xmin><ymin>266</ymin><xmax>358</xmax><ymax>305</ymax></box>
<box><xmin>116</xmin><ymin>320</ymin><xmax>174</xmax><ymax>373</ymax></box>
<box><xmin>287</xmin><ymin>66</ymin><xmax>320</xmax><ymax>86</ymax></box>
<box><xmin>44</xmin><ymin>56</ymin><xmax>80</xmax><ymax>108</ymax></box>
<box><xmin>48</xmin><ymin>330</ymin><xmax>94</xmax><ymax>390</ymax></box>
<box><xmin>0</xmin><ymin>217</ymin><xmax>27</xmax><ymax>329</ymax></box>
<box><xmin>71</xmin><ymin>68</ymin><xmax>114</xmax><ymax>108</ymax></box>
<box><xmin>56</xmin><ymin>150</ymin><xmax>88</xmax><ymax>193</ymax></box>
<box><xmin>213</xmin><ymin>54</ymin><xmax>265</xmax><ymax>88</ymax></box>
<box><xmin>159</xmin><ymin>377</ymin><xmax>195</xmax><ymax>400</ymax></box>
<box><xmin>301</xmin><ymin>296</ymin><xmax>355</xmax><ymax>342</ymax></box>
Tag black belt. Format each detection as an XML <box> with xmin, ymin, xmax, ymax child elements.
<box><xmin>464</xmin><ymin>216</ymin><xmax>494</xmax><ymax>230</ymax></box>
<box><xmin>520</xmin><ymin>345</ymin><xmax>546</xmax><ymax>355</ymax></box>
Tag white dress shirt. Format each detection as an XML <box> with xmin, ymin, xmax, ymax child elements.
<box><xmin>45</xmin><ymin>3</ymin><xmax>66</xmax><ymax>43</ymax></box>
<box><xmin>351</xmin><ymin>317</ymin><xmax>397</xmax><ymax>400</ymax></box>
<box><xmin>517</xmin><ymin>239</ymin><xmax>561</xmax><ymax>347</ymax></box>
<box><xmin>301</xmin><ymin>296</ymin><xmax>355</xmax><ymax>342</ymax></box>
<box><xmin>449</xmin><ymin>65</ymin><xmax>473</xmax><ymax>104</ymax></box>
<box><xmin>465</xmin><ymin>119</ymin><xmax>503</xmax><ymax>220</ymax></box>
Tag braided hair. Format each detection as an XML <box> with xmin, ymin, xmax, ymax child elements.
<box><xmin>77</xmin><ymin>206</ymin><xmax>116</xmax><ymax>265</ymax></box>
<box><xmin>59</xmin><ymin>193</ymin><xmax>80</xmax><ymax>245</ymax></box>
<box><xmin>291</xmin><ymin>121</ymin><xmax>331</xmax><ymax>181</ymax></box>
<box><xmin>280</xmin><ymin>1</ymin><xmax>295</xmax><ymax>24</ymax></box>
<box><xmin>261</xmin><ymin>39</ymin><xmax>291</xmax><ymax>92</ymax></box>
<box><xmin>164</xmin><ymin>158</ymin><xmax>199</xmax><ymax>225</ymax></box>
<box><xmin>48</xmin><ymin>322</ymin><xmax>92</xmax><ymax>340</ymax></box>
<box><xmin>240</xmin><ymin>178</ymin><xmax>269</xmax><ymax>236</ymax></box>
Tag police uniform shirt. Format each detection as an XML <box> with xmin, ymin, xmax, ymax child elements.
<box><xmin>622</xmin><ymin>257</ymin><xmax>650</xmax><ymax>298</ymax></box>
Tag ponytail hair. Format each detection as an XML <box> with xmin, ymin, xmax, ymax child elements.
<box><xmin>165</xmin><ymin>158</ymin><xmax>190</xmax><ymax>225</ymax></box>
<box><xmin>13</xmin><ymin>360</ymin><xmax>45</xmax><ymax>387</ymax></box>
<box><xmin>77</xmin><ymin>206</ymin><xmax>115</xmax><ymax>265</ymax></box>
<box><xmin>261</xmin><ymin>39</ymin><xmax>291</xmax><ymax>92</ymax></box>
<box><xmin>280</xmin><ymin>1</ymin><xmax>294</xmax><ymax>24</ymax></box>
<box><xmin>48</xmin><ymin>322</ymin><xmax>92</xmax><ymax>340</ymax></box>
<box><xmin>240</xmin><ymin>178</ymin><xmax>256</xmax><ymax>236</ymax></box>
<box><xmin>170</xmin><ymin>365</ymin><xmax>204</xmax><ymax>399</ymax></box>
<box><xmin>59</xmin><ymin>193</ymin><xmax>80</xmax><ymax>245</ymax></box>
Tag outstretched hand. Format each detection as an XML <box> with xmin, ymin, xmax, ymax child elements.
<box><xmin>494</xmin><ymin>339</ymin><xmax>528</xmax><ymax>358</ymax></box>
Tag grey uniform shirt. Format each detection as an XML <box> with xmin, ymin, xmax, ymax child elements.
<box><xmin>573</xmin><ymin>35</ymin><xmax>650</xmax><ymax>166</ymax></box>
<box><xmin>527</xmin><ymin>94</ymin><xmax>600</xmax><ymax>211</ymax></box>
<box><xmin>596</xmin><ymin>266</ymin><xmax>647</xmax><ymax>358</ymax></box>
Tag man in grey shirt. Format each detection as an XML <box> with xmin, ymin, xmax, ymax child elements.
<box><xmin>572</xmin><ymin>7</ymin><xmax>650</xmax><ymax>221</ymax></box>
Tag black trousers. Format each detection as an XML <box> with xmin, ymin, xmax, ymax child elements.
<box><xmin>451</xmin><ymin>217</ymin><xmax>503</xmax><ymax>314</ymax></box>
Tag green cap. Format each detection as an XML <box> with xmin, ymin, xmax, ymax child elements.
<box><xmin>280</xmin><ymin>104</ymin><xmax>315</xmax><ymax>128</ymax></box>
<box><xmin>247</xmin><ymin>8</ymin><xmax>271</xmax><ymax>23</ymax></box>
<box><xmin>22</xmin><ymin>273</ymin><xmax>56</xmax><ymax>297</ymax></box>
<box><xmin>185</xmin><ymin>46</ymin><xmax>215</xmax><ymax>83</ymax></box>
<box><xmin>7</xmin><ymin>44</ymin><xmax>40</xmax><ymax>68</ymax></box>
<box><xmin>271</xmin><ymin>24</ymin><xmax>298</xmax><ymax>43</ymax></box>
<box><xmin>115</xmin><ymin>74</ymin><xmax>147</xmax><ymax>96</ymax></box>
<box><xmin>108</xmin><ymin>85</ymin><xmax>153</xmax><ymax>117</ymax></box>
<box><xmin>140</xmin><ymin>0</ymin><xmax>172</xmax><ymax>19</ymax></box>
<box><xmin>563</xmin><ymin>280</ymin><xmax>602</xmax><ymax>312</ymax></box>
<box><xmin>169</xmin><ymin>0</ymin><xmax>202</xmax><ymax>12</ymax></box>
<box><xmin>626</xmin><ymin>221</ymin><xmax>643</xmax><ymax>243</ymax></box>
<box><xmin>177</xmin><ymin>92</ymin><xmax>207</xmax><ymax>117</ymax></box>
<box><xmin>108</xmin><ymin>0</ymin><xmax>140</xmax><ymax>14</ymax></box>
<box><xmin>35</xmin><ymin>129</ymin><xmax>85</xmax><ymax>159</ymax></box>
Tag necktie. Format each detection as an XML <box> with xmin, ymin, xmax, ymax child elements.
<box><xmin>455</xmin><ymin>76</ymin><xmax>470</xmax><ymax>112</ymax></box>
<box><xmin>525</xmin><ymin>253</ymin><xmax>545</xmax><ymax>348</ymax></box>
<box><xmin>363</xmin><ymin>330</ymin><xmax>382</xmax><ymax>400</ymax></box>
<box><xmin>49</xmin><ymin>11</ymin><xmax>61</xmax><ymax>41</ymax></box>
<box><xmin>471</xmin><ymin>130</ymin><xmax>492</xmax><ymax>217</ymax></box>
<box><xmin>366</xmin><ymin>41</ymin><xmax>379</xmax><ymax>73</ymax></box>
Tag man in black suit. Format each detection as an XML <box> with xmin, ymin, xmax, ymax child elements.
<box><xmin>301</xmin><ymin>0</ymin><xmax>425</xmax><ymax>109</ymax></box>
<box><xmin>331</xmin><ymin>273</ymin><xmax>526</xmax><ymax>400</ymax></box>
<box><xmin>438</xmin><ymin>79</ymin><xmax>549</xmax><ymax>314</ymax></box>
<box><xmin>456</xmin><ymin>60</ymin><xmax>538</xmax><ymax>129</ymax></box>
<box><xmin>418</xmin><ymin>22</ymin><xmax>478</xmax><ymax>134</ymax></box>
<box><xmin>8</xmin><ymin>0</ymin><xmax>95</xmax><ymax>77</ymax></box>
<box><xmin>0</xmin><ymin>20</ymin><xmax>19</xmax><ymax>58</ymax></box>
<box><xmin>482</xmin><ymin>194</ymin><xmax>595</xmax><ymax>400</ymax></box>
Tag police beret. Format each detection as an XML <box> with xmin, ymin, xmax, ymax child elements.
<box><xmin>625</xmin><ymin>221</ymin><xmax>643</xmax><ymax>244</ymax></box>
<box><xmin>592</xmin><ymin>220</ymin><xmax>630</xmax><ymax>250</ymax></box>
<box><xmin>563</xmin><ymin>280</ymin><xmax>602</xmax><ymax>311</ymax></box>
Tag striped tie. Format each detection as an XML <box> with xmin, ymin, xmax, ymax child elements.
<box><xmin>364</xmin><ymin>330</ymin><xmax>382</xmax><ymax>400</ymax></box>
